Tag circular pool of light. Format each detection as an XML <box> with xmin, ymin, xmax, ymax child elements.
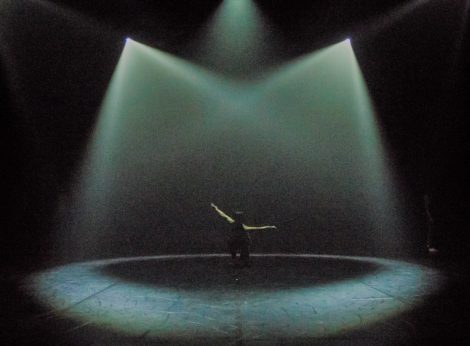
<box><xmin>24</xmin><ymin>254</ymin><xmax>445</xmax><ymax>342</ymax></box>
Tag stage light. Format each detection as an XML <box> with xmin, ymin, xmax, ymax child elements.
<box><xmin>25</xmin><ymin>254</ymin><xmax>445</xmax><ymax>341</ymax></box>
<box><xmin>54</xmin><ymin>39</ymin><xmax>244</xmax><ymax>260</ymax></box>
<box><xmin>257</xmin><ymin>39</ymin><xmax>407</xmax><ymax>254</ymax></box>
<box><xmin>55</xmin><ymin>37</ymin><xmax>408</xmax><ymax>261</ymax></box>
<box><xmin>194</xmin><ymin>0</ymin><xmax>273</xmax><ymax>77</ymax></box>
<box><xmin>360</xmin><ymin>0</ymin><xmax>430</xmax><ymax>37</ymax></box>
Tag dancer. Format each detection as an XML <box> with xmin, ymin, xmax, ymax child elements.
<box><xmin>210</xmin><ymin>203</ymin><xmax>277</xmax><ymax>267</ymax></box>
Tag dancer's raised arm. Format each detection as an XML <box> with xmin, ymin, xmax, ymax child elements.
<box><xmin>210</xmin><ymin>203</ymin><xmax>235</xmax><ymax>223</ymax></box>
<box><xmin>243</xmin><ymin>224</ymin><xmax>277</xmax><ymax>231</ymax></box>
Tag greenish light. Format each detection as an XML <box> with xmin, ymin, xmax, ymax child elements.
<box><xmin>58</xmin><ymin>39</ymin><xmax>249</xmax><ymax>260</ymax></box>
<box><xmin>57</xmin><ymin>38</ymin><xmax>409</xmax><ymax>260</ymax></box>
<box><xmin>256</xmin><ymin>39</ymin><xmax>407</xmax><ymax>253</ymax></box>
<box><xmin>348</xmin><ymin>43</ymin><xmax>406</xmax><ymax>248</ymax></box>
<box><xmin>194</xmin><ymin>0</ymin><xmax>273</xmax><ymax>76</ymax></box>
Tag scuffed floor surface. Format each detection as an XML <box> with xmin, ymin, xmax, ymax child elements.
<box><xmin>3</xmin><ymin>254</ymin><xmax>469</xmax><ymax>345</ymax></box>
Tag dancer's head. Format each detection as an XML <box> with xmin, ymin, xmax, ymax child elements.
<box><xmin>233</xmin><ymin>210</ymin><xmax>245</xmax><ymax>224</ymax></box>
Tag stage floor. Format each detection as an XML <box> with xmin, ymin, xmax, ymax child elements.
<box><xmin>3</xmin><ymin>254</ymin><xmax>469</xmax><ymax>345</ymax></box>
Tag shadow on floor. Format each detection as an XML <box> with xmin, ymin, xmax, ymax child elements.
<box><xmin>100</xmin><ymin>255</ymin><xmax>382</xmax><ymax>290</ymax></box>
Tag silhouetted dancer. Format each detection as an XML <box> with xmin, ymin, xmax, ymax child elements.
<box><xmin>211</xmin><ymin>203</ymin><xmax>277</xmax><ymax>267</ymax></box>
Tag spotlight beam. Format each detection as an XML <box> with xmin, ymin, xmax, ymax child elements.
<box><xmin>194</xmin><ymin>0</ymin><xmax>275</xmax><ymax>77</ymax></box>
<box><xmin>58</xmin><ymin>38</ymin><xmax>409</xmax><ymax>261</ymax></box>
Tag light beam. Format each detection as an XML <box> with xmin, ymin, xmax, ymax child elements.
<box><xmin>57</xmin><ymin>38</ymin><xmax>410</xmax><ymax>260</ymax></box>
<box><xmin>194</xmin><ymin>0</ymin><xmax>275</xmax><ymax>77</ymax></box>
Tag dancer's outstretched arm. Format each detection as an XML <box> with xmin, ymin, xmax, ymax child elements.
<box><xmin>210</xmin><ymin>203</ymin><xmax>235</xmax><ymax>223</ymax></box>
<box><xmin>243</xmin><ymin>225</ymin><xmax>277</xmax><ymax>231</ymax></box>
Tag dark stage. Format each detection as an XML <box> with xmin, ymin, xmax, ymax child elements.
<box><xmin>2</xmin><ymin>0</ymin><xmax>469</xmax><ymax>344</ymax></box>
